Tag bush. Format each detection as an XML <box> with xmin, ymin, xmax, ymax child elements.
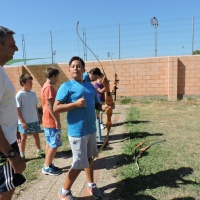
<box><xmin>192</xmin><ymin>50</ymin><xmax>200</xmax><ymax>55</ymax></box>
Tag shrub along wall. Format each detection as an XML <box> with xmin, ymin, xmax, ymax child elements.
<box><xmin>4</xmin><ymin>55</ymin><xmax>200</xmax><ymax>103</ymax></box>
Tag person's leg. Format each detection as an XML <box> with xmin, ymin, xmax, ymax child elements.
<box><xmin>96</xmin><ymin>110</ymin><xmax>100</xmax><ymax>121</ymax></box>
<box><xmin>86</xmin><ymin>133</ymin><xmax>102</xmax><ymax>199</ymax></box>
<box><xmin>44</xmin><ymin>128</ymin><xmax>61</xmax><ymax>167</ymax></box>
<box><xmin>58</xmin><ymin>135</ymin><xmax>85</xmax><ymax>199</ymax></box>
<box><xmin>85</xmin><ymin>133</ymin><xmax>97</xmax><ymax>183</ymax></box>
<box><xmin>100</xmin><ymin>112</ymin><xmax>103</xmax><ymax>124</ymax></box>
<box><xmin>42</xmin><ymin>128</ymin><xmax>62</xmax><ymax>175</ymax></box>
<box><xmin>58</xmin><ymin>168</ymin><xmax>80</xmax><ymax>199</ymax></box>
<box><xmin>44</xmin><ymin>147</ymin><xmax>57</xmax><ymax>167</ymax></box>
<box><xmin>19</xmin><ymin>133</ymin><xmax>27</xmax><ymax>156</ymax></box>
<box><xmin>84</xmin><ymin>157</ymin><xmax>93</xmax><ymax>183</ymax></box>
<box><xmin>45</xmin><ymin>143</ymin><xmax>50</xmax><ymax>155</ymax></box>
<box><xmin>32</xmin><ymin>132</ymin><xmax>41</xmax><ymax>150</ymax></box>
<box><xmin>63</xmin><ymin>168</ymin><xmax>81</xmax><ymax>189</ymax></box>
<box><xmin>0</xmin><ymin>189</ymin><xmax>15</xmax><ymax>200</ymax></box>
<box><xmin>62</xmin><ymin>135</ymin><xmax>88</xmax><ymax>188</ymax></box>
<box><xmin>32</xmin><ymin>132</ymin><xmax>45</xmax><ymax>157</ymax></box>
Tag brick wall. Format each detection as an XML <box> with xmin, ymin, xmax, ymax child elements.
<box><xmin>4</xmin><ymin>55</ymin><xmax>200</xmax><ymax>102</ymax></box>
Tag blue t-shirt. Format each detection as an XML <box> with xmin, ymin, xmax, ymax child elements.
<box><xmin>83</xmin><ymin>72</ymin><xmax>90</xmax><ymax>82</ymax></box>
<box><xmin>56</xmin><ymin>79</ymin><xmax>99</xmax><ymax>137</ymax></box>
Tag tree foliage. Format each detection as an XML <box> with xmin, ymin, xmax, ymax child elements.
<box><xmin>192</xmin><ymin>50</ymin><xmax>200</xmax><ymax>55</ymax></box>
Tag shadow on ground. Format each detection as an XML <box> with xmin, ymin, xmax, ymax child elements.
<box><xmin>55</xmin><ymin>149</ymin><xmax>72</xmax><ymax>159</ymax></box>
<box><xmin>100</xmin><ymin>167</ymin><xmax>197</xmax><ymax>200</ymax></box>
<box><xmin>112</xmin><ymin>120</ymin><xmax>150</xmax><ymax>128</ymax></box>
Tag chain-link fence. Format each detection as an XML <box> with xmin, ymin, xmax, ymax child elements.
<box><xmin>11</xmin><ymin>16</ymin><xmax>200</xmax><ymax>66</ymax></box>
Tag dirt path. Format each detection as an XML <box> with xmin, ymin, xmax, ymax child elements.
<box><xmin>13</xmin><ymin>105</ymin><xmax>128</xmax><ymax>200</ymax></box>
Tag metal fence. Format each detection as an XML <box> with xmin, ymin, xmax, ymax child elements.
<box><xmin>11</xmin><ymin>16</ymin><xmax>200</xmax><ymax>66</ymax></box>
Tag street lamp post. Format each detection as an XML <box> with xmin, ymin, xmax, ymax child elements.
<box><xmin>50</xmin><ymin>31</ymin><xmax>56</xmax><ymax>64</ymax></box>
<box><xmin>151</xmin><ymin>17</ymin><xmax>158</xmax><ymax>57</ymax></box>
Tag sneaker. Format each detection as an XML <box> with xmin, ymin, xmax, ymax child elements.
<box><xmin>58</xmin><ymin>189</ymin><xmax>77</xmax><ymax>200</ymax></box>
<box><xmin>49</xmin><ymin>163</ymin><xmax>62</xmax><ymax>173</ymax></box>
<box><xmin>36</xmin><ymin>150</ymin><xmax>45</xmax><ymax>158</ymax></box>
<box><xmin>49</xmin><ymin>163</ymin><xmax>61</xmax><ymax>170</ymax></box>
<box><xmin>87</xmin><ymin>183</ymin><xmax>103</xmax><ymax>199</ymax></box>
<box><xmin>21</xmin><ymin>155</ymin><xmax>25</xmax><ymax>159</ymax></box>
<box><xmin>42</xmin><ymin>166</ymin><xmax>62</xmax><ymax>175</ymax></box>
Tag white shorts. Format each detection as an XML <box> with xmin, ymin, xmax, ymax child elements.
<box><xmin>69</xmin><ymin>133</ymin><xmax>97</xmax><ymax>169</ymax></box>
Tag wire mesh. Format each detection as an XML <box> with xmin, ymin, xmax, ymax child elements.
<box><xmin>11</xmin><ymin>16</ymin><xmax>200</xmax><ymax>66</ymax></box>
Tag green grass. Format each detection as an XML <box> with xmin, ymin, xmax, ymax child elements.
<box><xmin>119</xmin><ymin>97</ymin><xmax>132</xmax><ymax>104</ymax></box>
<box><xmin>116</xmin><ymin>101</ymin><xmax>200</xmax><ymax>200</ymax></box>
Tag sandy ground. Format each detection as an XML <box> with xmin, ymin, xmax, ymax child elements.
<box><xmin>13</xmin><ymin>105</ymin><xmax>128</xmax><ymax>200</ymax></box>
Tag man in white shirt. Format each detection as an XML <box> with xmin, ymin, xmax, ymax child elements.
<box><xmin>0</xmin><ymin>26</ymin><xmax>26</xmax><ymax>200</ymax></box>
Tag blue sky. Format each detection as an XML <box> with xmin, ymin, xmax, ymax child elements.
<box><xmin>1</xmin><ymin>1</ymin><xmax>200</xmax><ymax>64</ymax></box>
<box><xmin>1</xmin><ymin>0</ymin><xmax>200</xmax><ymax>34</ymax></box>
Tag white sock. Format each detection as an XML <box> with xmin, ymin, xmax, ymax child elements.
<box><xmin>43</xmin><ymin>164</ymin><xmax>50</xmax><ymax>169</ymax></box>
<box><xmin>20</xmin><ymin>152</ymin><xmax>25</xmax><ymax>157</ymax></box>
<box><xmin>61</xmin><ymin>188</ymin><xmax>70</xmax><ymax>195</ymax></box>
<box><xmin>88</xmin><ymin>182</ymin><xmax>94</xmax><ymax>187</ymax></box>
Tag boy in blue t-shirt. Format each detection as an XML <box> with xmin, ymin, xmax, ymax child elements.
<box><xmin>54</xmin><ymin>56</ymin><xmax>108</xmax><ymax>200</ymax></box>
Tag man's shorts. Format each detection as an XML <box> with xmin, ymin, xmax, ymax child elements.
<box><xmin>18</xmin><ymin>121</ymin><xmax>41</xmax><ymax>134</ymax></box>
<box><xmin>44</xmin><ymin>128</ymin><xmax>62</xmax><ymax>148</ymax></box>
<box><xmin>0</xmin><ymin>142</ymin><xmax>26</xmax><ymax>193</ymax></box>
<box><xmin>69</xmin><ymin>133</ymin><xmax>97</xmax><ymax>169</ymax></box>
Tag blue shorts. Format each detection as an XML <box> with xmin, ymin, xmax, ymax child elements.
<box><xmin>18</xmin><ymin>121</ymin><xmax>41</xmax><ymax>134</ymax></box>
<box><xmin>0</xmin><ymin>142</ymin><xmax>26</xmax><ymax>193</ymax></box>
<box><xmin>44</xmin><ymin>128</ymin><xmax>62</xmax><ymax>148</ymax></box>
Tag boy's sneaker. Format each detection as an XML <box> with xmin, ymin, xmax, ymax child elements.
<box><xmin>49</xmin><ymin>163</ymin><xmax>60</xmax><ymax>170</ymax></box>
<box><xmin>58</xmin><ymin>189</ymin><xmax>77</xmax><ymax>200</ymax></box>
<box><xmin>36</xmin><ymin>150</ymin><xmax>45</xmax><ymax>158</ymax></box>
<box><xmin>42</xmin><ymin>166</ymin><xmax>62</xmax><ymax>175</ymax></box>
<box><xmin>87</xmin><ymin>183</ymin><xmax>103</xmax><ymax>199</ymax></box>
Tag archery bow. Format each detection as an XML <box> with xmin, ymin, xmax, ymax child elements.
<box><xmin>134</xmin><ymin>139</ymin><xmax>166</xmax><ymax>175</ymax></box>
<box><xmin>76</xmin><ymin>21</ymin><xmax>114</xmax><ymax>156</ymax></box>
<box><xmin>107</xmin><ymin>52</ymin><xmax>119</xmax><ymax>101</ymax></box>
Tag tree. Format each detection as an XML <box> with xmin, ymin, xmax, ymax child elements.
<box><xmin>192</xmin><ymin>50</ymin><xmax>200</xmax><ymax>55</ymax></box>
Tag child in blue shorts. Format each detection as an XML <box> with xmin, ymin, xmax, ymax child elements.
<box><xmin>41</xmin><ymin>66</ymin><xmax>62</xmax><ymax>176</ymax></box>
<box><xmin>16</xmin><ymin>74</ymin><xmax>44</xmax><ymax>159</ymax></box>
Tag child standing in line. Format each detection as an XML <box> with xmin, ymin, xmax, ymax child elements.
<box><xmin>16</xmin><ymin>74</ymin><xmax>44</xmax><ymax>159</ymax></box>
<box><xmin>41</xmin><ymin>66</ymin><xmax>62</xmax><ymax>175</ymax></box>
<box><xmin>94</xmin><ymin>73</ymin><xmax>106</xmax><ymax>130</ymax></box>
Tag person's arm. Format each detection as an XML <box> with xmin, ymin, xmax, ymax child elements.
<box><xmin>94</xmin><ymin>83</ymin><xmax>105</xmax><ymax>94</ymax></box>
<box><xmin>0</xmin><ymin>126</ymin><xmax>26</xmax><ymax>174</ymax></box>
<box><xmin>17</xmin><ymin>107</ymin><xmax>27</xmax><ymax>129</ymax></box>
<box><xmin>35</xmin><ymin>105</ymin><xmax>41</xmax><ymax>124</ymax></box>
<box><xmin>96</xmin><ymin>87</ymin><xmax>105</xmax><ymax>94</ymax></box>
<box><xmin>53</xmin><ymin>97</ymin><xmax>86</xmax><ymax>113</ymax></box>
<box><xmin>46</xmin><ymin>98</ymin><xmax>61</xmax><ymax>129</ymax></box>
<box><xmin>35</xmin><ymin>93</ymin><xmax>41</xmax><ymax>124</ymax></box>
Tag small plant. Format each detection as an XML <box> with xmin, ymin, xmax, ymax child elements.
<box><xmin>119</xmin><ymin>97</ymin><xmax>132</xmax><ymax>104</ymax></box>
